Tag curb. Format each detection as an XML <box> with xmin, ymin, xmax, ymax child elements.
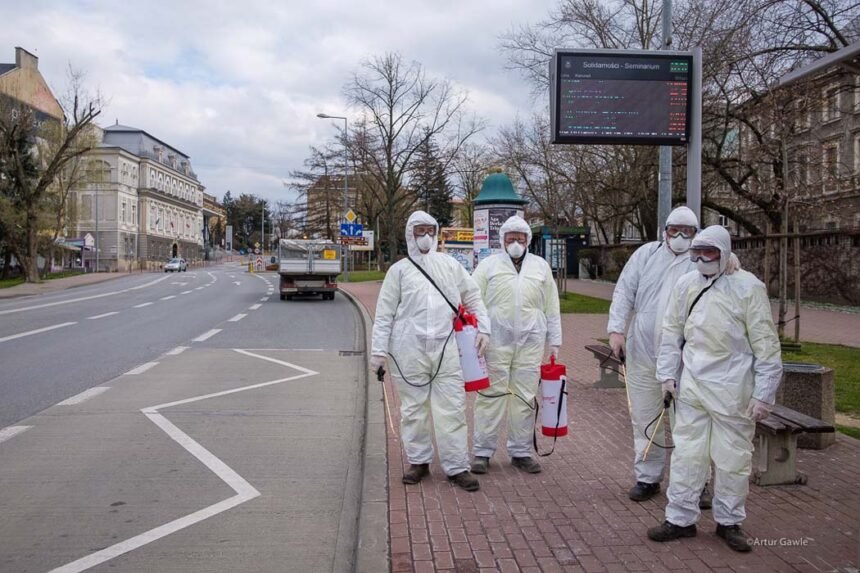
<box><xmin>0</xmin><ymin>272</ymin><xmax>131</xmax><ymax>299</ymax></box>
<box><xmin>341</xmin><ymin>287</ymin><xmax>390</xmax><ymax>573</ymax></box>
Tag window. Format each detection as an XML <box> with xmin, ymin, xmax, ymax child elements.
<box><xmin>121</xmin><ymin>201</ymin><xmax>127</xmax><ymax>223</ymax></box>
<box><xmin>719</xmin><ymin>214</ymin><xmax>729</xmax><ymax>227</ymax></box>
<box><xmin>854</xmin><ymin>133</ymin><xmax>860</xmax><ymax>173</ymax></box>
<box><xmin>823</xmin><ymin>84</ymin><xmax>840</xmax><ymax>122</ymax></box>
<box><xmin>150</xmin><ymin>205</ymin><xmax>156</xmax><ymax>229</ymax></box>
<box><xmin>795</xmin><ymin>98</ymin><xmax>810</xmax><ymax>131</ymax></box>
<box><xmin>822</xmin><ymin>141</ymin><xmax>840</xmax><ymax>192</ymax></box>
<box><xmin>131</xmin><ymin>203</ymin><xmax>137</xmax><ymax>226</ymax></box>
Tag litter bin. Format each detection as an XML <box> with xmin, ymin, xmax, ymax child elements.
<box><xmin>777</xmin><ymin>362</ymin><xmax>836</xmax><ymax>449</ymax></box>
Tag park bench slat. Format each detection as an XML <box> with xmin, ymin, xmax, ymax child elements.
<box><xmin>770</xmin><ymin>404</ymin><xmax>835</xmax><ymax>433</ymax></box>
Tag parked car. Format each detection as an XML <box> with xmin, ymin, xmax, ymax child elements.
<box><xmin>164</xmin><ymin>258</ymin><xmax>187</xmax><ymax>272</ymax></box>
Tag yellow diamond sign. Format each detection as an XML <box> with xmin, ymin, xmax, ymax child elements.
<box><xmin>345</xmin><ymin>209</ymin><xmax>357</xmax><ymax>223</ymax></box>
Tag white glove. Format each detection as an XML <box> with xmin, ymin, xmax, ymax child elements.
<box><xmin>725</xmin><ymin>253</ymin><xmax>742</xmax><ymax>275</ymax></box>
<box><xmin>609</xmin><ymin>332</ymin><xmax>626</xmax><ymax>361</ymax></box>
<box><xmin>550</xmin><ymin>345</ymin><xmax>560</xmax><ymax>359</ymax></box>
<box><xmin>369</xmin><ymin>355</ymin><xmax>386</xmax><ymax>372</ymax></box>
<box><xmin>662</xmin><ymin>379</ymin><xmax>677</xmax><ymax>399</ymax></box>
<box><xmin>747</xmin><ymin>398</ymin><xmax>772</xmax><ymax>422</ymax></box>
<box><xmin>475</xmin><ymin>333</ymin><xmax>490</xmax><ymax>357</ymax></box>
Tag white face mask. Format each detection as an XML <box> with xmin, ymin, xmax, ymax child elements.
<box><xmin>696</xmin><ymin>259</ymin><xmax>720</xmax><ymax>276</ymax></box>
<box><xmin>668</xmin><ymin>235</ymin><xmax>692</xmax><ymax>254</ymax></box>
<box><xmin>416</xmin><ymin>234</ymin><xmax>435</xmax><ymax>253</ymax></box>
<box><xmin>506</xmin><ymin>242</ymin><xmax>525</xmax><ymax>259</ymax></box>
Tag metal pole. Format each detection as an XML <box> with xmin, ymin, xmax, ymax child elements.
<box><xmin>657</xmin><ymin>0</ymin><xmax>673</xmax><ymax>233</ymax></box>
<box><xmin>686</xmin><ymin>46</ymin><xmax>703</xmax><ymax>222</ymax></box>
<box><xmin>261</xmin><ymin>203</ymin><xmax>265</xmax><ymax>256</ymax></box>
<box><xmin>343</xmin><ymin>117</ymin><xmax>350</xmax><ymax>282</ymax></box>
<box><xmin>95</xmin><ymin>190</ymin><xmax>99</xmax><ymax>273</ymax></box>
<box><xmin>794</xmin><ymin>233</ymin><xmax>801</xmax><ymax>342</ymax></box>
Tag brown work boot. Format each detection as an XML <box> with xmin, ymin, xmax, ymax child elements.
<box><xmin>470</xmin><ymin>456</ymin><xmax>490</xmax><ymax>474</ymax></box>
<box><xmin>447</xmin><ymin>471</ymin><xmax>480</xmax><ymax>492</ymax></box>
<box><xmin>716</xmin><ymin>524</ymin><xmax>752</xmax><ymax>552</ymax></box>
<box><xmin>402</xmin><ymin>463</ymin><xmax>429</xmax><ymax>485</ymax></box>
<box><xmin>647</xmin><ymin>521</ymin><xmax>697</xmax><ymax>542</ymax></box>
<box><xmin>511</xmin><ymin>456</ymin><xmax>542</xmax><ymax>474</ymax></box>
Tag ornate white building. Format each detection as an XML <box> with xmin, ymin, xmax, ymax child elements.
<box><xmin>75</xmin><ymin>123</ymin><xmax>205</xmax><ymax>271</ymax></box>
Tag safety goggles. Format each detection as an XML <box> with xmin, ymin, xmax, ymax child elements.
<box><xmin>665</xmin><ymin>225</ymin><xmax>697</xmax><ymax>239</ymax></box>
<box><xmin>689</xmin><ymin>246</ymin><xmax>721</xmax><ymax>263</ymax></box>
<box><xmin>413</xmin><ymin>225</ymin><xmax>437</xmax><ymax>237</ymax></box>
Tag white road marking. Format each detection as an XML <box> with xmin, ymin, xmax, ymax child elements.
<box><xmin>194</xmin><ymin>287</ymin><xmax>204</xmax><ymax>290</ymax></box>
<box><xmin>133</xmin><ymin>302</ymin><xmax>153</xmax><ymax>308</ymax></box>
<box><xmin>0</xmin><ymin>276</ymin><xmax>169</xmax><ymax>316</ymax></box>
<box><xmin>248</xmin><ymin>304</ymin><xmax>261</xmax><ymax>310</ymax></box>
<box><xmin>260</xmin><ymin>297</ymin><xmax>269</xmax><ymax>302</ymax></box>
<box><xmin>193</xmin><ymin>329</ymin><xmax>221</xmax><ymax>342</ymax></box>
<box><xmin>87</xmin><ymin>311</ymin><xmax>119</xmax><ymax>320</ymax></box>
<box><xmin>0</xmin><ymin>322</ymin><xmax>76</xmax><ymax>343</ymax></box>
<box><xmin>160</xmin><ymin>295</ymin><xmax>176</xmax><ymax>301</ymax></box>
<box><xmin>228</xmin><ymin>313</ymin><xmax>246</xmax><ymax>322</ymax></box>
<box><xmin>233</xmin><ymin>281</ymin><xmax>241</xmax><ymax>286</ymax></box>
<box><xmin>124</xmin><ymin>362</ymin><xmax>159</xmax><ymax>375</ymax></box>
<box><xmin>56</xmin><ymin>387</ymin><xmax>111</xmax><ymax>406</ymax></box>
<box><xmin>170</xmin><ymin>282</ymin><xmax>188</xmax><ymax>286</ymax></box>
<box><xmin>0</xmin><ymin>426</ymin><xmax>31</xmax><ymax>444</ymax></box>
<box><xmin>165</xmin><ymin>346</ymin><xmax>189</xmax><ymax>356</ymax></box>
<box><xmin>49</xmin><ymin>351</ymin><xmax>317</xmax><ymax>573</ymax></box>
<box><xmin>181</xmin><ymin>290</ymin><xmax>193</xmax><ymax>295</ymax></box>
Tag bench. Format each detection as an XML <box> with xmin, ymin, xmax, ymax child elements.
<box><xmin>754</xmin><ymin>404</ymin><xmax>835</xmax><ymax>486</ymax></box>
<box><xmin>584</xmin><ymin>344</ymin><xmax>626</xmax><ymax>388</ymax></box>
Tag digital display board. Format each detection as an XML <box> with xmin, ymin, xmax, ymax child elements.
<box><xmin>551</xmin><ymin>49</ymin><xmax>693</xmax><ymax>145</ymax></box>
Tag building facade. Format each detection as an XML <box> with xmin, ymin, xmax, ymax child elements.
<box><xmin>74</xmin><ymin>123</ymin><xmax>205</xmax><ymax>271</ymax></box>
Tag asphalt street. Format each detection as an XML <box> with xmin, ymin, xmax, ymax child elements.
<box><xmin>0</xmin><ymin>264</ymin><xmax>366</xmax><ymax>572</ymax></box>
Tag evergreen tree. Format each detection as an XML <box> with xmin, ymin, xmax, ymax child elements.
<box><xmin>412</xmin><ymin>133</ymin><xmax>453</xmax><ymax>227</ymax></box>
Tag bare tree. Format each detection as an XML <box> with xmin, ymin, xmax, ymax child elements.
<box><xmin>289</xmin><ymin>144</ymin><xmax>344</xmax><ymax>240</ymax></box>
<box><xmin>451</xmin><ymin>142</ymin><xmax>494</xmax><ymax>227</ymax></box>
<box><xmin>0</xmin><ymin>68</ymin><xmax>102</xmax><ymax>282</ymax></box>
<box><xmin>344</xmin><ymin>52</ymin><xmax>483</xmax><ymax>264</ymax></box>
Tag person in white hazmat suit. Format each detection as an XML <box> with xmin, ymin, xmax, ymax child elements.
<box><xmin>608</xmin><ymin>206</ymin><xmax>721</xmax><ymax>505</ymax></box>
<box><xmin>369</xmin><ymin>211</ymin><xmax>490</xmax><ymax>492</ymax></box>
<box><xmin>469</xmin><ymin>216</ymin><xmax>562</xmax><ymax>475</ymax></box>
<box><xmin>648</xmin><ymin>225</ymin><xmax>782</xmax><ymax>552</ymax></box>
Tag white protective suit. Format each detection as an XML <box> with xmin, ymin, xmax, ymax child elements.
<box><xmin>657</xmin><ymin>225</ymin><xmax>782</xmax><ymax>527</ymax></box>
<box><xmin>371</xmin><ymin>211</ymin><xmax>490</xmax><ymax>476</ymax></box>
<box><xmin>607</xmin><ymin>206</ymin><xmax>698</xmax><ymax>484</ymax></box>
<box><xmin>472</xmin><ymin>216</ymin><xmax>562</xmax><ymax>458</ymax></box>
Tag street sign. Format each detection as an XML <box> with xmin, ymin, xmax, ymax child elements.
<box><xmin>340</xmin><ymin>223</ymin><xmax>363</xmax><ymax>237</ymax></box>
<box><xmin>345</xmin><ymin>209</ymin><xmax>357</xmax><ymax>223</ymax></box>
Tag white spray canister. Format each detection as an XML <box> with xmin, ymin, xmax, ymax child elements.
<box><xmin>453</xmin><ymin>308</ymin><xmax>490</xmax><ymax>392</ymax></box>
<box><xmin>540</xmin><ymin>356</ymin><xmax>568</xmax><ymax>436</ymax></box>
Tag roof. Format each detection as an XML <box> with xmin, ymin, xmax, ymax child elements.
<box><xmin>0</xmin><ymin>63</ymin><xmax>15</xmax><ymax>76</ymax></box>
<box><xmin>474</xmin><ymin>172</ymin><xmax>529</xmax><ymax>206</ymax></box>
<box><xmin>102</xmin><ymin>123</ymin><xmax>190</xmax><ymax>159</ymax></box>
<box><xmin>779</xmin><ymin>40</ymin><xmax>860</xmax><ymax>87</ymax></box>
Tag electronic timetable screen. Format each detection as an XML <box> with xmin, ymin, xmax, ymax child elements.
<box><xmin>551</xmin><ymin>51</ymin><xmax>693</xmax><ymax>145</ymax></box>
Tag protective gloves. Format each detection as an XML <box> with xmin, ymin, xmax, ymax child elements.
<box><xmin>725</xmin><ymin>253</ymin><xmax>742</xmax><ymax>275</ymax></box>
<box><xmin>369</xmin><ymin>355</ymin><xmax>386</xmax><ymax>373</ymax></box>
<box><xmin>609</xmin><ymin>332</ymin><xmax>626</xmax><ymax>361</ymax></box>
<box><xmin>747</xmin><ymin>398</ymin><xmax>772</xmax><ymax>422</ymax></box>
<box><xmin>662</xmin><ymin>379</ymin><xmax>677</xmax><ymax>399</ymax></box>
<box><xmin>475</xmin><ymin>333</ymin><xmax>490</xmax><ymax>357</ymax></box>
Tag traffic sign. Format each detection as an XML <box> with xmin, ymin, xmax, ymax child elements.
<box><xmin>340</xmin><ymin>223</ymin><xmax>363</xmax><ymax>237</ymax></box>
<box><xmin>345</xmin><ymin>209</ymin><xmax>357</xmax><ymax>223</ymax></box>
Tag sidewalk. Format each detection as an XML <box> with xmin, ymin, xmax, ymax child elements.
<box><xmin>0</xmin><ymin>272</ymin><xmax>130</xmax><ymax>299</ymax></box>
<box><xmin>566</xmin><ymin>279</ymin><xmax>860</xmax><ymax>348</ymax></box>
<box><xmin>342</xmin><ymin>280</ymin><xmax>859</xmax><ymax>573</ymax></box>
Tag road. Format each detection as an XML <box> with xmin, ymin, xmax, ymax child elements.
<box><xmin>0</xmin><ymin>264</ymin><xmax>367</xmax><ymax>572</ymax></box>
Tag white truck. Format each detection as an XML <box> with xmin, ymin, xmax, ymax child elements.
<box><xmin>277</xmin><ymin>239</ymin><xmax>341</xmax><ymax>301</ymax></box>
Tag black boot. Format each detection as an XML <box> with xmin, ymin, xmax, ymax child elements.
<box><xmin>716</xmin><ymin>524</ymin><xmax>752</xmax><ymax>552</ymax></box>
<box><xmin>699</xmin><ymin>484</ymin><xmax>713</xmax><ymax>510</ymax></box>
<box><xmin>402</xmin><ymin>463</ymin><xmax>429</xmax><ymax>485</ymax></box>
<box><xmin>511</xmin><ymin>456</ymin><xmax>542</xmax><ymax>474</ymax></box>
<box><xmin>647</xmin><ymin>521</ymin><xmax>697</xmax><ymax>542</ymax></box>
<box><xmin>470</xmin><ymin>456</ymin><xmax>490</xmax><ymax>474</ymax></box>
<box><xmin>629</xmin><ymin>481</ymin><xmax>661</xmax><ymax>502</ymax></box>
<box><xmin>448</xmin><ymin>471</ymin><xmax>480</xmax><ymax>492</ymax></box>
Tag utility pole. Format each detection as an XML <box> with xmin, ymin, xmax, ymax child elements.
<box><xmin>657</xmin><ymin>0</ymin><xmax>673</xmax><ymax>233</ymax></box>
<box><xmin>95</xmin><ymin>190</ymin><xmax>99</xmax><ymax>272</ymax></box>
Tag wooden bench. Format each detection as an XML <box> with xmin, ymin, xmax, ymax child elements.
<box><xmin>584</xmin><ymin>344</ymin><xmax>626</xmax><ymax>388</ymax></box>
<box><xmin>754</xmin><ymin>404</ymin><xmax>835</xmax><ymax>486</ymax></box>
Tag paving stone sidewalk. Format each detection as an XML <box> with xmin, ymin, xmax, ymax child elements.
<box><xmin>343</xmin><ymin>280</ymin><xmax>859</xmax><ymax>573</ymax></box>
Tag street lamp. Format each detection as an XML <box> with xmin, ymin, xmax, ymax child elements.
<box><xmin>316</xmin><ymin>112</ymin><xmax>349</xmax><ymax>282</ymax></box>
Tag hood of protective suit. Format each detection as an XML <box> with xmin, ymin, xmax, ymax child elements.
<box><xmin>662</xmin><ymin>206</ymin><xmax>699</xmax><ymax>244</ymax></box>
<box><xmin>405</xmin><ymin>210</ymin><xmax>439</xmax><ymax>258</ymax></box>
<box><xmin>691</xmin><ymin>225</ymin><xmax>732</xmax><ymax>275</ymax></box>
<box><xmin>499</xmin><ymin>215</ymin><xmax>532</xmax><ymax>251</ymax></box>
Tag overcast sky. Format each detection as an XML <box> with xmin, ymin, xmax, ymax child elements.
<box><xmin>4</xmin><ymin>0</ymin><xmax>555</xmax><ymax>204</ymax></box>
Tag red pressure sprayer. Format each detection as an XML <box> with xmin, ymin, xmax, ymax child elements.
<box><xmin>453</xmin><ymin>306</ymin><xmax>490</xmax><ymax>392</ymax></box>
<box><xmin>540</xmin><ymin>356</ymin><xmax>568</xmax><ymax>436</ymax></box>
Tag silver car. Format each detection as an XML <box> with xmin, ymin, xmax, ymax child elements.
<box><xmin>164</xmin><ymin>258</ymin><xmax>187</xmax><ymax>272</ymax></box>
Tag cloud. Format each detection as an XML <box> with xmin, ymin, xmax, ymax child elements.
<box><xmin>4</xmin><ymin>0</ymin><xmax>554</xmax><ymax>205</ymax></box>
